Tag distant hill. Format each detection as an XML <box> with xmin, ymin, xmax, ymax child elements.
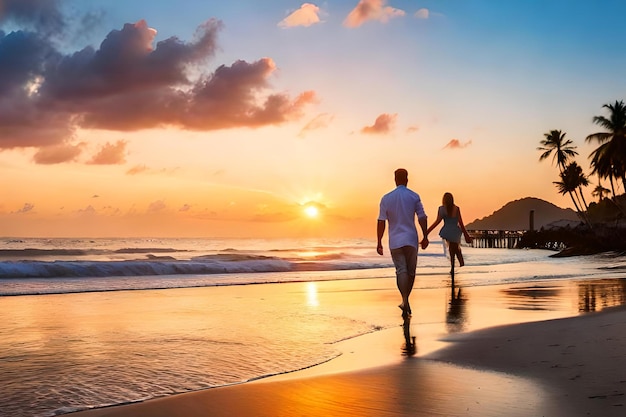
<box><xmin>466</xmin><ymin>197</ymin><xmax>580</xmax><ymax>231</ymax></box>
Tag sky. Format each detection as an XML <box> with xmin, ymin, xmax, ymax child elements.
<box><xmin>1</xmin><ymin>0</ymin><xmax>626</xmax><ymax>238</ymax></box>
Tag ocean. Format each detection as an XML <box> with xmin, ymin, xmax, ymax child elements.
<box><xmin>1</xmin><ymin>237</ymin><xmax>625</xmax><ymax>417</ymax></box>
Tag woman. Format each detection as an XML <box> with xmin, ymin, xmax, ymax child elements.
<box><xmin>423</xmin><ymin>192</ymin><xmax>473</xmax><ymax>274</ymax></box>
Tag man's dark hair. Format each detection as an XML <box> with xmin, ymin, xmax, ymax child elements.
<box><xmin>394</xmin><ymin>168</ymin><xmax>408</xmax><ymax>185</ymax></box>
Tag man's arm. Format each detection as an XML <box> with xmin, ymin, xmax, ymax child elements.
<box><xmin>377</xmin><ymin>220</ymin><xmax>386</xmax><ymax>255</ymax></box>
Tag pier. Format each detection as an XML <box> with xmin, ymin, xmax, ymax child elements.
<box><xmin>468</xmin><ymin>230</ymin><xmax>524</xmax><ymax>249</ymax></box>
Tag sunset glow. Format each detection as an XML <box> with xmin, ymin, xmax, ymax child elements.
<box><xmin>1</xmin><ymin>1</ymin><xmax>624</xmax><ymax>238</ymax></box>
<box><xmin>304</xmin><ymin>205</ymin><xmax>320</xmax><ymax>219</ymax></box>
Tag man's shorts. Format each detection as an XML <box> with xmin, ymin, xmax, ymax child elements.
<box><xmin>390</xmin><ymin>245</ymin><xmax>418</xmax><ymax>277</ymax></box>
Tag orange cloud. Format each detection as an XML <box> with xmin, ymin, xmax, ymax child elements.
<box><xmin>361</xmin><ymin>113</ymin><xmax>397</xmax><ymax>134</ymax></box>
<box><xmin>278</xmin><ymin>3</ymin><xmax>323</xmax><ymax>28</ymax></box>
<box><xmin>87</xmin><ymin>140</ymin><xmax>128</xmax><ymax>165</ymax></box>
<box><xmin>344</xmin><ymin>0</ymin><xmax>405</xmax><ymax>28</ymax></box>
<box><xmin>126</xmin><ymin>165</ymin><xmax>181</xmax><ymax>176</ymax></box>
<box><xmin>32</xmin><ymin>142</ymin><xmax>85</xmax><ymax>164</ymax></box>
<box><xmin>126</xmin><ymin>164</ymin><xmax>149</xmax><ymax>175</ymax></box>
<box><xmin>147</xmin><ymin>200</ymin><xmax>167</xmax><ymax>213</ymax></box>
<box><xmin>443</xmin><ymin>139</ymin><xmax>473</xmax><ymax>149</ymax></box>
<box><xmin>14</xmin><ymin>203</ymin><xmax>35</xmax><ymax>214</ymax></box>
<box><xmin>171</xmin><ymin>60</ymin><xmax>317</xmax><ymax>130</ymax></box>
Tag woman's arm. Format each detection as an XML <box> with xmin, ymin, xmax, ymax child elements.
<box><xmin>425</xmin><ymin>214</ymin><xmax>442</xmax><ymax>237</ymax></box>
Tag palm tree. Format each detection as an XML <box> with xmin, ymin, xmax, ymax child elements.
<box><xmin>553</xmin><ymin>162</ymin><xmax>590</xmax><ymax>225</ymax></box>
<box><xmin>586</xmin><ymin>100</ymin><xmax>626</xmax><ymax>195</ymax></box>
<box><xmin>592</xmin><ymin>183</ymin><xmax>611</xmax><ymax>202</ymax></box>
<box><xmin>538</xmin><ymin>130</ymin><xmax>587</xmax><ymax>213</ymax></box>
<box><xmin>538</xmin><ymin>130</ymin><xmax>579</xmax><ymax>172</ymax></box>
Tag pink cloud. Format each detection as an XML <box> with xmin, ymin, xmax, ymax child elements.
<box><xmin>344</xmin><ymin>0</ymin><xmax>405</xmax><ymax>28</ymax></box>
<box><xmin>443</xmin><ymin>139</ymin><xmax>473</xmax><ymax>149</ymax></box>
<box><xmin>361</xmin><ymin>113</ymin><xmax>397</xmax><ymax>134</ymax></box>
<box><xmin>278</xmin><ymin>3</ymin><xmax>323</xmax><ymax>28</ymax></box>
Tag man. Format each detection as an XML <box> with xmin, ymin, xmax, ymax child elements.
<box><xmin>377</xmin><ymin>168</ymin><xmax>429</xmax><ymax>317</ymax></box>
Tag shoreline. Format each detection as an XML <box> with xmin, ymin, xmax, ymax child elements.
<box><xmin>67</xmin><ymin>277</ymin><xmax>626</xmax><ymax>417</ymax></box>
<box><xmin>427</xmin><ymin>305</ymin><xmax>626</xmax><ymax>416</ymax></box>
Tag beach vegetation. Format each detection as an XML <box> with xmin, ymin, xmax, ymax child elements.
<box><xmin>538</xmin><ymin>130</ymin><xmax>590</xmax><ymax>226</ymax></box>
<box><xmin>552</xmin><ymin>161</ymin><xmax>590</xmax><ymax>226</ymax></box>
<box><xmin>591</xmin><ymin>183</ymin><xmax>611</xmax><ymax>203</ymax></box>
<box><xmin>586</xmin><ymin>100</ymin><xmax>626</xmax><ymax>198</ymax></box>
<box><xmin>534</xmin><ymin>101</ymin><xmax>626</xmax><ymax>254</ymax></box>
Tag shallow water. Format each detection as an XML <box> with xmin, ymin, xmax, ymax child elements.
<box><xmin>1</xmin><ymin>238</ymin><xmax>625</xmax><ymax>417</ymax></box>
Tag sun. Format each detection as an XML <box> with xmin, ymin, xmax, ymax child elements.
<box><xmin>304</xmin><ymin>204</ymin><xmax>319</xmax><ymax>218</ymax></box>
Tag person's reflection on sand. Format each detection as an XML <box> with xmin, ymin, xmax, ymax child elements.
<box><xmin>446</xmin><ymin>281</ymin><xmax>468</xmax><ymax>333</ymax></box>
<box><xmin>401</xmin><ymin>315</ymin><xmax>416</xmax><ymax>356</ymax></box>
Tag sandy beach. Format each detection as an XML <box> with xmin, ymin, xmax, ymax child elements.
<box><xmin>64</xmin><ymin>275</ymin><xmax>626</xmax><ymax>417</ymax></box>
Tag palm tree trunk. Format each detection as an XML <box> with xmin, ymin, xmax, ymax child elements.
<box><xmin>568</xmin><ymin>191</ymin><xmax>581</xmax><ymax>213</ymax></box>
<box><xmin>578</xmin><ymin>187</ymin><xmax>589</xmax><ymax>211</ymax></box>
<box><xmin>609</xmin><ymin>176</ymin><xmax>617</xmax><ymax>198</ymax></box>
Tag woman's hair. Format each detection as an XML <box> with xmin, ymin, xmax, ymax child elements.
<box><xmin>443</xmin><ymin>192</ymin><xmax>454</xmax><ymax>216</ymax></box>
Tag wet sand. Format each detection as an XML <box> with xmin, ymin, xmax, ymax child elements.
<box><xmin>69</xmin><ymin>276</ymin><xmax>626</xmax><ymax>417</ymax></box>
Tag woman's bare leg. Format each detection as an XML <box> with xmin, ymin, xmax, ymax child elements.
<box><xmin>448</xmin><ymin>243</ymin><xmax>457</xmax><ymax>276</ymax></box>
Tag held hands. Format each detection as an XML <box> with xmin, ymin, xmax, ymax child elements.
<box><xmin>464</xmin><ymin>233</ymin><xmax>473</xmax><ymax>244</ymax></box>
<box><xmin>420</xmin><ymin>238</ymin><xmax>429</xmax><ymax>250</ymax></box>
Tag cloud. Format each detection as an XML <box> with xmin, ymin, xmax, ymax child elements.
<box><xmin>443</xmin><ymin>139</ymin><xmax>473</xmax><ymax>149</ymax></box>
<box><xmin>179</xmin><ymin>204</ymin><xmax>192</xmax><ymax>212</ymax></box>
<box><xmin>298</xmin><ymin>112</ymin><xmax>334</xmax><ymax>137</ymax></box>
<box><xmin>0</xmin><ymin>16</ymin><xmax>315</xmax><ymax>155</ymax></box>
<box><xmin>14</xmin><ymin>202</ymin><xmax>35</xmax><ymax>214</ymax></box>
<box><xmin>86</xmin><ymin>140</ymin><xmax>128</xmax><ymax>164</ymax></box>
<box><xmin>76</xmin><ymin>205</ymin><xmax>97</xmax><ymax>215</ymax></box>
<box><xmin>0</xmin><ymin>0</ymin><xmax>66</xmax><ymax>35</ymax></box>
<box><xmin>361</xmin><ymin>113</ymin><xmax>397</xmax><ymax>134</ymax></box>
<box><xmin>126</xmin><ymin>164</ymin><xmax>149</xmax><ymax>175</ymax></box>
<box><xmin>147</xmin><ymin>200</ymin><xmax>167</xmax><ymax>213</ymax></box>
<box><xmin>181</xmin><ymin>60</ymin><xmax>316</xmax><ymax>130</ymax></box>
<box><xmin>125</xmin><ymin>164</ymin><xmax>180</xmax><ymax>176</ymax></box>
<box><xmin>406</xmin><ymin>125</ymin><xmax>419</xmax><ymax>134</ymax></box>
<box><xmin>32</xmin><ymin>142</ymin><xmax>84</xmax><ymax>164</ymax></box>
<box><xmin>344</xmin><ymin>0</ymin><xmax>405</xmax><ymax>28</ymax></box>
<box><xmin>415</xmin><ymin>8</ymin><xmax>430</xmax><ymax>19</ymax></box>
<box><xmin>278</xmin><ymin>3</ymin><xmax>323</xmax><ymax>28</ymax></box>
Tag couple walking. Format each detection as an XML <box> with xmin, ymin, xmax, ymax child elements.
<box><xmin>376</xmin><ymin>168</ymin><xmax>472</xmax><ymax>316</ymax></box>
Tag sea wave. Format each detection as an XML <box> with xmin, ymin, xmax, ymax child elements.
<box><xmin>0</xmin><ymin>247</ymin><xmax>188</xmax><ymax>258</ymax></box>
<box><xmin>0</xmin><ymin>256</ymin><xmax>390</xmax><ymax>280</ymax></box>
